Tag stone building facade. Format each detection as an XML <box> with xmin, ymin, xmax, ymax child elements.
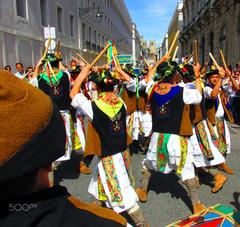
<box><xmin>0</xmin><ymin>0</ymin><xmax>133</xmax><ymax>71</ymax></box>
<box><xmin>180</xmin><ymin>0</ymin><xmax>240</xmax><ymax>66</ymax></box>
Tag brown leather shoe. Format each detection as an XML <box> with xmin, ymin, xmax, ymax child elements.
<box><xmin>211</xmin><ymin>173</ymin><xmax>227</xmax><ymax>193</ymax></box>
<box><xmin>218</xmin><ymin>162</ymin><xmax>234</xmax><ymax>175</ymax></box>
<box><xmin>80</xmin><ymin>161</ymin><xmax>92</xmax><ymax>174</ymax></box>
<box><xmin>193</xmin><ymin>203</ymin><xmax>206</xmax><ymax>214</ymax></box>
<box><xmin>136</xmin><ymin>188</ymin><xmax>148</xmax><ymax>203</ymax></box>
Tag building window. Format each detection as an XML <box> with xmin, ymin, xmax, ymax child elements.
<box><xmin>16</xmin><ymin>0</ymin><xmax>27</xmax><ymax>18</ymax></box>
<box><xmin>40</xmin><ymin>0</ymin><xmax>47</xmax><ymax>26</ymax></box>
<box><xmin>57</xmin><ymin>6</ymin><xmax>63</xmax><ymax>33</ymax></box>
<box><xmin>82</xmin><ymin>23</ymin><xmax>86</xmax><ymax>40</ymax></box>
<box><xmin>220</xmin><ymin>27</ymin><xmax>226</xmax><ymax>54</ymax></box>
<box><xmin>88</xmin><ymin>27</ymin><xmax>92</xmax><ymax>43</ymax></box>
<box><xmin>201</xmin><ymin>36</ymin><xmax>205</xmax><ymax>65</ymax></box>
<box><xmin>70</xmin><ymin>15</ymin><xmax>74</xmax><ymax>37</ymax></box>
<box><xmin>209</xmin><ymin>31</ymin><xmax>214</xmax><ymax>53</ymax></box>
<box><xmin>94</xmin><ymin>30</ymin><xmax>97</xmax><ymax>44</ymax></box>
<box><xmin>102</xmin><ymin>35</ymin><xmax>105</xmax><ymax>47</ymax></box>
<box><xmin>98</xmin><ymin>33</ymin><xmax>101</xmax><ymax>46</ymax></box>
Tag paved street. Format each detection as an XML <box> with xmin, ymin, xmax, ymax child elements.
<box><xmin>56</xmin><ymin>122</ymin><xmax>240</xmax><ymax>227</ymax></box>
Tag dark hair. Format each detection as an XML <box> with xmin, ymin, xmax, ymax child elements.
<box><xmin>15</xmin><ymin>62</ymin><xmax>23</xmax><ymax>67</ymax></box>
<box><xmin>4</xmin><ymin>65</ymin><xmax>11</xmax><ymax>70</ymax></box>
<box><xmin>89</xmin><ymin>70</ymin><xmax>119</xmax><ymax>92</ymax></box>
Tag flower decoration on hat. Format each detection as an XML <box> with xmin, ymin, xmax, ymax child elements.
<box><xmin>153</xmin><ymin>60</ymin><xmax>178</xmax><ymax>81</ymax></box>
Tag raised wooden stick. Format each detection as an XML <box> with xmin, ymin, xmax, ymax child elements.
<box><xmin>47</xmin><ymin>61</ymin><xmax>58</xmax><ymax>83</ymax></box>
<box><xmin>72</xmin><ymin>56</ymin><xmax>82</xmax><ymax>64</ymax></box>
<box><xmin>112</xmin><ymin>54</ymin><xmax>119</xmax><ymax>68</ymax></box>
<box><xmin>76</xmin><ymin>53</ymin><xmax>89</xmax><ymax>65</ymax></box>
<box><xmin>89</xmin><ymin>43</ymin><xmax>111</xmax><ymax>68</ymax></box>
<box><xmin>143</xmin><ymin>58</ymin><xmax>149</xmax><ymax>67</ymax></box>
<box><xmin>166</xmin><ymin>30</ymin><xmax>180</xmax><ymax>58</ymax></box>
<box><xmin>209</xmin><ymin>52</ymin><xmax>220</xmax><ymax>68</ymax></box>
<box><xmin>172</xmin><ymin>46</ymin><xmax>179</xmax><ymax>61</ymax></box>
<box><xmin>56</xmin><ymin>40</ymin><xmax>60</xmax><ymax>55</ymax></box>
<box><xmin>193</xmin><ymin>40</ymin><xmax>198</xmax><ymax>64</ymax></box>
<box><xmin>43</xmin><ymin>38</ymin><xmax>51</xmax><ymax>59</ymax></box>
<box><xmin>185</xmin><ymin>52</ymin><xmax>194</xmax><ymax>63</ymax></box>
<box><xmin>219</xmin><ymin>49</ymin><xmax>228</xmax><ymax>70</ymax></box>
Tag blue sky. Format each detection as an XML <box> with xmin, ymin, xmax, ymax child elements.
<box><xmin>124</xmin><ymin>0</ymin><xmax>177</xmax><ymax>46</ymax></box>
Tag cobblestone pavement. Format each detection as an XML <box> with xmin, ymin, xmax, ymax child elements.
<box><xmin>55</xmin><ymin>122</ymin><xmax>240</xmax><ymax>227</ymax></box>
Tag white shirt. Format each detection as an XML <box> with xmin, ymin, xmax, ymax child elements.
<box><xmin>146</xmin><ymin>79</ymin><xmax>202</xmax><ymax>105</ymax></box>
<box><xmin>204</xmin><ymin>86</ymin><xmax>224</xmax><ymax>117</ymax></box>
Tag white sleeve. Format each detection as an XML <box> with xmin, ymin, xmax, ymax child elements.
<box><xmin>138</xmin><ymin>79</ymin><xmax>147</xmax><ymax>91</ymax></box>
<box><xmin>145</xmin><ymin>79</ymin><xmax>155</xmax><ymax>94</ymax></box>
<box><xmin>71</xmin><ymin>93</ymin><xmax>93</xmax><ymax>120</ymax></box>
<box><xmin>183</xmin><ymin>87</ymin><xmax>202</xmax><ymax>104</ymax></box>
<box><xmin>204</xmin><ymin>86</ymin><xmax>213</xmax><ymax>99</ymax></box>
<box><xmin>125</xmin><ymin>78</ymin><xmax>136</xmax><ymax>92</ymax></box>
<box><xmin>29</xmin><ymin>77</ymin><xmax>39</xmax><ymax>87</ymax></box>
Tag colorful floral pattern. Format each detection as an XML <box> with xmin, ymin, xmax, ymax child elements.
<box><xmin>157</xmin><ymin>133</ymin><xmax>170</xmax><ymax>172</ymax></box>
<box><xmin>177</xmin><ymin>136</ymin><xmax>188</xmax><ymax>174</ymax></box>
<box><xmin>100</xmin><ymin>156</ymin><xmax>123</xmax><ymax>204</ymax></box>
<box><xmin>195</xmin><ymin>121</ymin><xmax>214</xmax><ymax>160</ymax></box>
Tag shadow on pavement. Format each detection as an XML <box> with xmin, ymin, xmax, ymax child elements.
<box><xmin>148</xmin><ymin>171</ymin><xmax>192</xmax><ymax>212</ymax></box>
<box><xmin>230</xmin><ymin>192</ymin><xmax>240</xmax><ymax>211</ymax></box>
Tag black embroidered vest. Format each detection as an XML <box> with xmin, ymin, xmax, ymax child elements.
<box><xmin>151</xmin><ymin>87</ymin><xmax>186</xmax><ymax>134</ymax></box>
<box><xmin>92</xmin><ymin>102</ymin><xmax>127</xmax><ymax>157</ymax></box>
<box><xmin>38</xmin><ymin>72</ymin><xmax>71</xmax><ymax>110</ymax></box>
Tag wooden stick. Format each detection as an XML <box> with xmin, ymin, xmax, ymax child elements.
<box><xmin>143</xmin><ymin>58</ymin><xmax>149</xmax><ymax>67</ymax></box>
<box><xmin>112</xmin><ymin>54</ymin><xmax>119</xmax><ymax>68</ymax></box>
<box><xmin>71</xmin><ymin>56</ymin><xmax>82</xmax><ymax>64</ymax></box>
<box><xmin>56</xmin><ymin>40</ymin><xmax>60</xmax><ymax>55</ymax></box>
<box><xmin>220</xmin><ymin>49</ymin><xmax>228</xmax><ymax>70</ymax></box>
<box><xmin>209</xmin><ymin>52</ymin><xmax>220</xmax><ymax>68</ymax></box>
<box><xmin>43</xmin><ymin>38</ymin><xmax>51</xmax><ymax>59</ymax></box>
<box><xmin>185</xmin><ymin>52</ymin><xmax>194</xmax><ymax>63</ymax></box>
<box><xmin>172</xmin><ymin>46</ymin><xmax>179</xmax><ymax>61</ymax></box>
<box><xmin>166</xmin><ymin>30</ymin><xmax>180</xmax><ymax>58</ymax></box>
<box><xmin>76</xmin><ymin>53</ymin><xmax>89</xmax><ymax>65</ymax></box>
<box><xmin>152</xmin><ymin>54</ymin><xmax>157</xmax><ymax>64</ymax></box>
<box><xmin>194</xmin><ymin>40</ymin><xmax>198</xmax><ymax>64</ymax></box>
<box><xmin>89</xmin><ymin>43</ymin><xmax>111</xmax><ymax>69</ymax></box>
<box><xmin>47</xmin><ymin>61</ymin><xmax>59</xmax><ymax>83</ymax></box>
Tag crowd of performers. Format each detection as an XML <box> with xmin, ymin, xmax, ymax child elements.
<box><xmin>8</xmin><ymin>43</ymin><xmax>240</xmax><ymax>226</ymax></box>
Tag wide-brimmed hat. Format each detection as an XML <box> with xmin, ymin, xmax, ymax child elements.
<box><xmin>206</xmin><ymin>65</ymin><xmax>219</xmax><ymax>78</ymax></box>
<box><xmin>154</xmin><ymin>60</ymin><xmax>178</xmax><ymax>81</ymax></box>
<box><xmin>178</xmin><ymin>63</ymin><xmax>196</xmax><ymax>82</ymax></box>
<box><xmin>0</xmin><ymin>71</ymin><xmax>66</xmax><ymax>184</ymax></box>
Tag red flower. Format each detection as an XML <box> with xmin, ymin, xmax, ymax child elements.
<box><xmin>182</xmin><ymin>67</ymin><xmax>188</xmax><ymax>73</ymax></box>
<box><xmin>159</xmin><ymin>154</ymin><xmax>165</xmax><ymax>160</ymax></box>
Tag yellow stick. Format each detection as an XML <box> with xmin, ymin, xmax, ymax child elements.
<box><xmin>220</xmin><ymin>49</ymin><xmax>228</xmax><ymax>70</ymax></box>
<box><xmin>194</xmin><ymin>40</ymin><xmax>198</xmax><ymax>64</ymax></box>
<box><xmin>185</xmin><ymin>52</ymin><xmax>194</xmax><ymax>63</ymax></box>
<box><xmin>43</xmin><ymin>38</ymin><xmax>51</xmax><ymax>59</ymax></box>
<box><xmin>89</xmin><ymin>43</ymin><xmax>111</xmax><ymax>69</ymax></box>
<box><xmin>143</xmin><ymin>58</ymin><xmax>149</xmax><ymax>67</ymax></box>
<box><xmin>56</xmin><ymin>40</ymin><xmax>60</xmax><ymax>56</ymax></box>
<box><xmin>112</xmin><ymin>54</ymin><xmax>119</xmax><ymax>67</ymax></box>
<box><xmin>166</xmin><ymin>30</ymin><xmax>180</xmax><ymax>58</ymax></box>
<box><xmin>47</xmin><ymin>61</ymin><xmax>59</xmax><ymax>83</ymax></box>
<box><xmin>209</xmin><ymin>52</ymin><xmax>220</xmax><ymax>68</ymax></box>
<box><xmin>76</xmin><ymin>53</ymin><xmax>89</xmax><ymax>65</ymax></box>
<box><xmin>172</xmin><ymin>46</ymin><xmax>179</xmax><ymax>61</ymax></box>
<box><xmin>71</xmin><ymin>56</ymin><xmax>82</xmax><ymax>64</ymax></box>
<box><xmin>152</xmin><ymin>54</ymin><xmax>157</xmax><ymax>64</ymax></box>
